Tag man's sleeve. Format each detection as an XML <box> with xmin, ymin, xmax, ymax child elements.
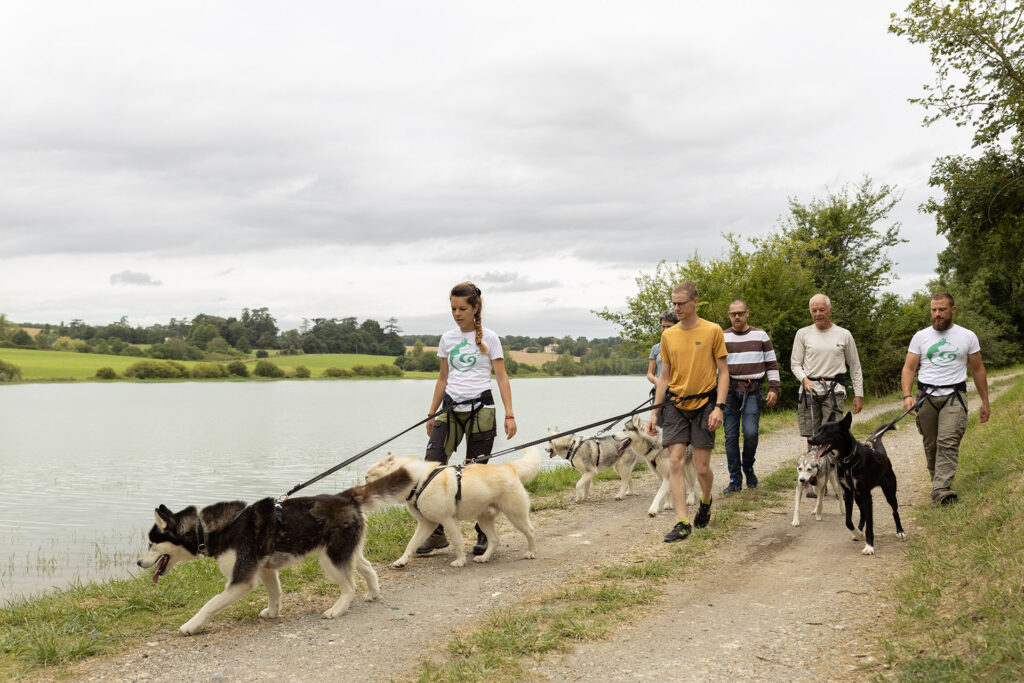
<box><xmin>713</xmin><ymin>327</ymin><xmax>728</xmax><ymax>358</ymax></box>
<box><xmin>763</xmin><ymin>333</ymin><xmax>781</xmax><ymax>392</ymax></box>
<box><xmin>790</xmin><ymin>329</ymin><xmax>807</xmax><ymax>382</ymax></box>
<box><xmin>845</xmin><ymin>330</ymin><xmax>864</xmax><ymax>397</ymax></box>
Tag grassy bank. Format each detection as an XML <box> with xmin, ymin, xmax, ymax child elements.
<box><xmin>880</xmin><ymin>375</ymin><xmax>1024</xmax><ymax>680</ymax></box>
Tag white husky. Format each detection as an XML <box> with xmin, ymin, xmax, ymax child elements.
<box><xmin>620</xmin><ymin>414</ymin><xmax>696</xmax><ymax>516</ymax></box>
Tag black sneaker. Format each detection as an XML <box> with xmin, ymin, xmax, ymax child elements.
<box><xmin>722</xmin><ymin>483</ymin><xmax>742</xmax><ymax>495</ymax></box>
<box><xmin>663</xmin><ymin>521</ymin><xmax>692</xmax><ymax>542</ymax></box>
<box><xmin>694</xmin><ymin>498</ymin><xmax>712</xmax><ymax>528</ymax></box>
<box><xmin>472</xmin><ymin>523</ymin><xmax>488</xmax><ymax>556</ymax></box>
<box><xmin>416</xmin><ymin>525</ymin><xmax>449</xmax><ymax>554</ymax></box>
<box><xmin>744</xmin><ymin>470</ymin><xmax>758</xmax><ymax>489</ymax></box>
<box><xmin>806</xmin><ymin>490</ymin><xmax>817</xmax><ymax>499</ymax></box>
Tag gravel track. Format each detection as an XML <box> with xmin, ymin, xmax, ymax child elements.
<box><xmin>63</xmin><ymin>381</ymin><xmax>1012</xmax><ymax>682</ymax></box>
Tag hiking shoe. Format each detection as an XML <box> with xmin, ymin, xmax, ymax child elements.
<box><xmin>722</xmin><ymin>483</ymin><xmax>742</xmax><ymax>495</ymax></box>
<box><xmin>806</xmin><ymin>490</ymin><xmax>818</xmax><ymax>499</ymax></box>
<box><xmin>416</xmin><ymin>525</ymin><xmax>449</xmax><ymax>554</ymax></box>
<box><xmin>744</xmin><ymin>470</ymin><xmax>758</xmax><ymax>489</ymax></box>
<box><xmin>472</xmin><ymin>523</ymin><xmax>488</xmax><ymax>556</ymax></box>
<box><xmin>694</xmin><ymin>498</ymin><xmax>713</xmax><ymax>528</ymax></box>
<box><xmin>663</xmin><ymin>521</ymin><xmax>692</xmax><ymax>543</ymax></box>
<box><xmin>938</xmin><ymin>491</ymin><xmax>959</xmax><ymax>506</ymax></box>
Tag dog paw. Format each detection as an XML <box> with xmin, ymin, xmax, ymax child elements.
<box><xmin>258</xmin><ymin>607</ymin><xmax>279</xmax><ymax>619</ymax></box>
<box><xmin>814</xmin><ymin>515</ymin><xmax>823</xmax><ymax>521</ymax></box>
<box><xmin>648</xmin><ymin>510</ymin><xmax>658</xmax><ymax>518</ymax></box>
<box><xmin>472</xmin><ymin>555</ymin><xmax>489</xmax><ymax>564</ymax></box>
<box><xmin>896</xmin><ymin>531</ymin><xmax>907</xmax><ymax>539</ymax></box>
<box><xmin>178</xmin><ymin>620</ymin><xmax>204</xmax><ymax>636</ymax></box>
<box><xmin>613</xmin><ymin>494</ymin><xmax>624</xmax><ymax>501</ymax></box>
<box><xmin>391</xmin><ymin>558</ymin><xmax>409</xmax><ymax>569</ymax></box>
<box><xmin>322</xmin><ymin>606</ymin><xmax>346</xmax><ymax>619</ymax></box>
<box><xmin>791</xmin><ymin>520</ymin><xmax>800</xmax><ymax>527</ymax></box>
<box><xmin>862</xmin><ymin>544</ymin><xmax>875</xmax><ymax>555</ymax></box>
<box><xmin>450</xmin><ymin>558</ymin><xmax>466</xmax><ymax>568</ymax></box>
<box><xmin>365</xmin><ymin>590</ymin><xmax>381</xmax><ymax>601</ymax></box>
<box><xmin>523</xmin><ymin>550</ymin><xmax>536</xmax><ymax>559</ymax></box>
<box><xmin>850</xmin><ymin>532</ymin><xmax>862</xmax><ymax>541</ymax></box>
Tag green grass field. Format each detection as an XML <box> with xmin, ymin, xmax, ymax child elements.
<box><xmin>0</xmin><ymin>349</ymin><xmax>424</xmax><ymax>381</ymax></box>
<box><xmin>0</xmin><ymin>348</ymin><xmax>177</xmax><ymax>380</ymax></box>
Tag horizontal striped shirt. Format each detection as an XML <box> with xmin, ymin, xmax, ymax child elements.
<box><xmin>723</xmin><ymin>326</ymin><xmax>780</xmax><ymax>391</ymax></box>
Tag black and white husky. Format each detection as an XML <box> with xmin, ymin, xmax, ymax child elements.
<box><xmin>620</xmin><ymin>414</ymin><xmax>696</xmax><ymax>516</ymax></box>
<box><xmin>136</xmin><ymin>469</ymin><xmax>413</xmax><ymax>635</ymax></box>
<box><xmin>546</xmin><ymin>428</ymin><xmax>638</xmax><ymax>502</ymax></box>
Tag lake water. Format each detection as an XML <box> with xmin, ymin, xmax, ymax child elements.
<box><xmin>0</xmin><ymin>376</ymin><xmax>650</xmax><ymax>602</ymax></box>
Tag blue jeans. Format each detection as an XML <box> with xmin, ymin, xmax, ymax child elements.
<box><xmin>724</xmin><ymin>387</ymin><xmax>762</xmax><ymax>485</ymax></box>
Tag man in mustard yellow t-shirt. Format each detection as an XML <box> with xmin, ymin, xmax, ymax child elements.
<box><xmin>647</xmin><ymin>282</ymin><xmax>729</xmax><ymax>543</ymax></box>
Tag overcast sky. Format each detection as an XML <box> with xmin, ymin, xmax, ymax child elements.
<box><xmin>0</xmin><ymin>1</ymin><xmax>974</xmax><ymax>338</ymax></box>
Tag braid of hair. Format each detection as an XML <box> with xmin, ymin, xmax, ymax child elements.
<box><xmin>474</xmin><ymin>314</ymin><xmax>488</xmax><ymax>354</ymax></box>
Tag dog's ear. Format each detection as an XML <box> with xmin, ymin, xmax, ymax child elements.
<box><xmin>842</xmin><ymin>412</ymin><xmax>853</xmax><ymax>428</ymax></box>
<box><xmin>155</xmin><ymin>505</ymin><xmax>174</xmax><ymax>531</ymax></box>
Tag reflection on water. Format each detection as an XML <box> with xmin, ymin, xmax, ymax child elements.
<box><xmin>0</xmin><ymin>376</ymin><xmax>649</xmax><ymax>601</ymax></box>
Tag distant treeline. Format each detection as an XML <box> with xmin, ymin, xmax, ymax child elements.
<box><xmin>0</xmin><ymin>308</ymin><xmax>405</xmax><ymax>362</ymax></box>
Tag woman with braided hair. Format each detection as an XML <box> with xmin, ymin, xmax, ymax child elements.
<box><xmin>416</xmin><ymin>282</ymin><xmax>517</xmax><ymax>556</ymax></box>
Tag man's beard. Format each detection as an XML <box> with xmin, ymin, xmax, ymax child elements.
<box><xmin>932</xmin><ymin>317</ymin><xmax>953</xmax><ymax>331</ymax></box>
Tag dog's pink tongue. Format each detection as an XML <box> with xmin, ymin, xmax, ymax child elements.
<box><xmin>813</xmin><ymin>444</ymin><xmax>830</xmax><ymax>459</ymax></box>
<box><xmin>802</xmin><ymin>482</ymin><xmax>812</xmax><ymax>494</ymax></box>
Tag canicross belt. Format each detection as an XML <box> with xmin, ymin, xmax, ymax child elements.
<box><xmin>666</xmin><ymin>387</ymin><xmax>717</xmax><ymax>410</ymax></box>
<box><xmin>918</xmin><ymin>380</ymin><xmax>968</xmax><ymax>412</ymax></box>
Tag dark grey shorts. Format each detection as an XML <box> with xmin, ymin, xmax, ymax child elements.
<box><xmin>661</xmin><ymin>400</ymin><xmax>715</xmax><ymax>450</ymax></box>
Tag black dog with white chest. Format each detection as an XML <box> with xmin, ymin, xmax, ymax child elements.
<box><xmin>808</xmin><ymin>412</ymin><xmax>906</xmax><ymax>555</ymax></box>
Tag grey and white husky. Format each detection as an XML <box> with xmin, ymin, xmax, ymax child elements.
<box><xmin>620</xmin><ymin>414</ymin><xmax>696</xmax><ymax>516</ymax></box>
<box><xmin>546</xmin><ymin>428</ymin><xmax>638</xmax><ymax>502</ymax></box>
<box><xmin>136</xmin><ymin>469</ymin><xmax>413</xmax><ymax>635</ymax></box>
<box><xmin>791</xmin><ymin>449</ymin><xmax>842</xmax><ymax>527</ymax></box>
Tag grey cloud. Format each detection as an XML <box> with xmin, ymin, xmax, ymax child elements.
<box><xmin>110</xmin><ymin>270</ymin><xmax>162</xmax><ymax>286</ymax></box>
<box><xmin>469</xmin><ymin>271</ymin><xmax>561</xmax><ymax>293</ymax></box>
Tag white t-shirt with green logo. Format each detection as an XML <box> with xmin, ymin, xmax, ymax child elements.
<box><xmin>908</xmin><ymin>324</ymin><xmax>980</xmax><ymax>396</ymax></box>
<box><xmin>437</xmin><ymin>327</ymin><xmax>503</xmax><ymax>409</ymax></box>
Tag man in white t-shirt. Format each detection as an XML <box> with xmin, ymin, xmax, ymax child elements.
<box><xmin>901</xmin><ymin>292</ymin><xmax>990</xmax><ymax>506</ymax></box>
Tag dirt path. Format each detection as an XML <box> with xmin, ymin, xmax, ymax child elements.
<box><xmin>68</xmin><ymin>382</ymin><xmax>1013</xmax><ymax>682</ymax></box>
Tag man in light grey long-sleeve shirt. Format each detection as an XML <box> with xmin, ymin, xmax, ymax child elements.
<box><xmin>790</xmin><ymin>293</ymin><xmax>864</xmax><ymax>445</ymax></box>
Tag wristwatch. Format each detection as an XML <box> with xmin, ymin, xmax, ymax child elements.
<box><xmin>715</xmin><ymin>402</ymin><xmax>726</xmax><ymax>411</ymax></box>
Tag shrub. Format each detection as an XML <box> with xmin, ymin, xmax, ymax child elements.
<box><xmin>255</xmin><ymin>349</ymin><xmax>269</xmax><ymax>359</ymax></box>
<box><xmin>0</xmin><ymin>359</ymin><xmax>22</xmax><ymax>382</ymax></box>
<box><xmin>253</xmin><ymin>359</ymin><xmax>284</xmax><ymax>378</ymax></box>
<box><xmin>226</xmin><ymin>360</ymin><xmax>250</xmax><ymax>377</ymax></box>
<box><xmin>293</xmin><ymin>365</ymin><xmax>311</xmax><ymax>378</ymax></box>
<box><xmin>95</xmin><ymin>367</ymin><xmax>118</xmax><ymax>380</ymax></box>
<box><xmin>190</xmin><ymin>362</ymin><xmax>228</xmax><ymax>379</ymax></box>
<box><xmin>323</xmin><ymin>366</ymin><xmax>355</xmax><ymax>378</ymax></box>
<box><xmin>124</xmin><ymin>360</ymin><xmax>190</xmax><ymax>379</ymax></box>
<box><xmin>122</xmin><ymin>345</ymin><xmax>145</xmax><ymax>357</ymax></box>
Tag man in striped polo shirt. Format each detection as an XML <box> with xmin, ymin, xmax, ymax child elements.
<box><xmin>722</xmin><ymin>299</ymin><xmax>780</xmax><ymax>493</ymax></box>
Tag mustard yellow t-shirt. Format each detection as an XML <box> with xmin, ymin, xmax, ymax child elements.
<box><xmin>659</xmin><ymin>319</ymin><xmax>728</xmax><ymax>410</ymax></box>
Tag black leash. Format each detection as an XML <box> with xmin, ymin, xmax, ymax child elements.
<box><xmin>596</xmin><ymin>396</ymin><xmax>654</xmax><ymax>435</ymax></box>
<box><xmin>865</xmin><ymin>388</ymin><xmax>936</xmax><ymax>444</ymax></box>
<box><xmin>279</xmin><ymin>407</ymin><xmax>448</xmax><ymax>500</ymax></box>
<box><xmin>464</xmin><ymin>399</ymin><xmax>669</xmax><ymax>465</ymax></box>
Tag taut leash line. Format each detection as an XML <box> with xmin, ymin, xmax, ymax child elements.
<box><xmin>279</xmin><ymin>407</ymin><xmax>447</xmax><ymax>500</ymax></box>
<box><xmin>865</xmin><ymin>388</ymin><xmax>935</xmax><ymax>445</ymax></box>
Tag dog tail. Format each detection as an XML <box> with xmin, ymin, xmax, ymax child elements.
<box><xmin>348</xmin><ymin>468</ymin><xmax>415</xmax><ymax>511</ymax></box>
<box><xmin>510</xmin><ymin>446</ymin><xmax>542</xmax><ymax>484</ymax></box>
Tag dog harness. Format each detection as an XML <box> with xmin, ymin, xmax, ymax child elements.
<box><xmin>565</xmin><ymin>434</ymin><xmax>632</xmax><ymax>469</ymax></box>
<box><xmin>196</xmin><ymin>516</ymin><xmax>209</xmax><ymax>556</ymax></box>
<box><xmin>407</xmin><ymin>465</ymin><xmax>463</xmax><ymax>511</ymax></box>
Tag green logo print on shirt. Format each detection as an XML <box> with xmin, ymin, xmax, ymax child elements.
<box><xmin>449</xmin><ymin>338</ymin><xmax>479</xmax><ymax>372</ymax></box>
<box><xmin>926</xmin><ymin>338</ymin><xmax>959</xmax><ymax>367</ymax></box>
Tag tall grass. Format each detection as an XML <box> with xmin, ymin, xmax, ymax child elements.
<box><xmin>881</xmin><ymin>376</ymin><xmax>1024</xmax><ymax>680</ymax></box>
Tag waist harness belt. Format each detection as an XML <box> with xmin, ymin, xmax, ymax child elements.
<box><xmin>441</xmin><ymin>389</ymin><xmax>494</xmax><ymax>460</ymax></box>
<box><xmin>666</xmin><ymin>387</ymin><xmax>717</xmax><ymax>411</ymax></box>
<box><xmin>805</xmin><ymin>374</ymin><xmax>846</xmax><ymax>422</ymax></box>
<box><xmin>918</xmin><ymin>380</ymin><xmax>968</xmax><ymax>412</ymax></box>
